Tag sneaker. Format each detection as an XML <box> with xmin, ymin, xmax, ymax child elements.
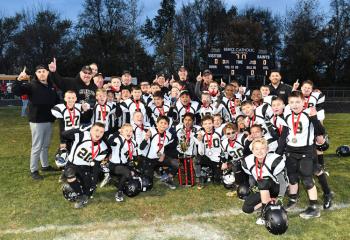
<box><xmin>285</xmin><ymin>197</ymin><xmax>298</xmax><ymax>210</ymax></box>
<box><xmin>42</xmin><ymin>165</ymin><xmax>59</xmax><ymax>172</ymax></box>
<box><xmin>256</xmin><ymin>217</ymin><xmax>265</xmax><ymax>225</ymax></box>
<box><xmin>164</xmin><ymin>177</ymin><xmax>176</xmax><ymax>190</ymax></box>
<box><xmin>100</xmin><ymin>173</ymin><xmax>111</xmax><ymax>188</ymax></box>
<box><xmin>31</xmin><ymin>171</ymin><xmax>44</xmax><ymax>180</ymax></box>
<box><xmin>115</xmin><ymin>191</ymin><xmax>124</xmax><ymax>202</ymax></box>
<box><xmin>160</xmin><ymin>173</ymin><xmax>169</xmax><ymax>182</ymax></box>
<box><xmin>74</xmin><ymin>195</ymin><xmax>88</xmax><ymax>209</ymax></box>
<box><xmin>323</xmin><ymin>192</ymin><xmax>334</xmax><ymax>210</ymax></box>
<box><xmin>299</xmin><ymin>205</ymin><xmax>321</xmax><ymax>219</ymax></box>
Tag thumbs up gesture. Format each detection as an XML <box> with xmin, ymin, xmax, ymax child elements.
<box><xmin>48</xmin><ymin>57</ymin><xmax>57</xmax><ymax>72</ymax></box>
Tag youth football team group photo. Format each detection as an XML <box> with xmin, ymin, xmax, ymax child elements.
<box><xmin>12</xmin><ymin>58</ymin><xmax>334</xmax><ymax>234</ymax></box>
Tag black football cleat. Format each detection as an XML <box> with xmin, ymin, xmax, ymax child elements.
<box><xmin>323</xmin><ymin>192</ymin><xmax>334</xmax><ymax>210</ymax></box>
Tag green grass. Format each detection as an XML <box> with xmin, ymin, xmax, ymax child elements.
<box><xmin>0</xmin><ymin>107</ymin><xmax>350</xmax><ymax>239</ymax></box>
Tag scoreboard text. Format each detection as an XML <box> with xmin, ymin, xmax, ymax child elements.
<box><xmin>207</xmin><ymin>48</ymin><xmax>271</xmax><ymax>76</ymax></box>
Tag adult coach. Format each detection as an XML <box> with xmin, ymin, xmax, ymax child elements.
<box><xmin>268</xmin><ymin>70</ymin><xmax>293</xmax><ymax>104</ymax></box>
<box><xmin>48</xmin><ymin>58</ymin><xmax>97</xmax><ymax>106</ymax></box>
<box><xmin>13</xmin><ymin>66</ymin><xmax>59</xmax><ymax>180</ymax></box>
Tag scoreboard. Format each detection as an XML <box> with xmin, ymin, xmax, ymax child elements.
<box><xmin>207</xmin><ymin>48</ymin><xmax>272</xmax><ymax>76</ymax></box>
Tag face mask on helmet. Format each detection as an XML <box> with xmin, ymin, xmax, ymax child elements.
<box><xmin>55</xmin><ymin>148</ymin><xmax>68</xmax><ymax>168</ymax></box>
<box><xmin>223</xmin><ymin>170</ymin><xmax>235</xmax><ymax>189</ymax></box>
<box><xmin>62</xmin><ymin>183</ymin><xmax>78</xmax><ymax>202</ymax></box>
<box><xmin>336</xmin><ymin>145</ymin><xmax>350</xmax><ymax>157</ymax></box>
<box><xmin>140</xmin><ymin>176</ymin><xmax>153</xmax><ymax>192</ymax></box>
<box><xmin>263</xmin><ymin>203</ymin><xmax>288</xmax><ymax>235</ymax></box>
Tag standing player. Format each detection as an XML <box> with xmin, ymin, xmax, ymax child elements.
<box><xmin>284</xmin><ymin>91</ymin><xmax>325</xmax><ymax>218</ymax></box>
<box><xmin>197</xmin><ymin>115</ymin><xmax>223</xmax><ymax>186</ymax></box>
<box><xmin>149</xmin><ymin>91</ymin><xmax>172</xmax><ymax>126</ymax></box>
<box><xmin>139</xmin><ymin>116</ymin><xmax>178</xmax><ymax>189</ymax></box>
<box><xmin>170</xmin><ymin>90</ymin><xmax>200</xmax><ymax>126</ymax></box>
<box><xmin>62</xmin><ymin>122</ymin><xmax>109</xmax><ymax>208</ymax></box>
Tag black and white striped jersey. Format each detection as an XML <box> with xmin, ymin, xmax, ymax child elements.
<box><xmin>51</xmin><ymin>103</ymin><xmax>83</xmax><ymax>130</ymax></box>
<box><xmin>172</xmin><ymin>100</ymin><xmax>200</xmax><ymax>125</ymax></box>
<box><xmin>66</xmin><ymin>130</ymin><xmax>109</xmax><ymax>166</ymax></box>
<box><xmin>246</xmin><ymin>113</ymin><xmax>273</xmax><ymax>140</ymax></box>
<box><xmin>197</xmin><ymin>130</ymin><xmax>223</xmax><ymax>162</ymax></box>
<box><xmin>255</xmin><ymin>102</ymin><xmax>274</xmax><ymax>121</ymax></box>
<box><xmin>303</xmin><ymin>91</ymin><xmax>325</xmax><ymax>121</ymax></box>
<box><xmin>91</xmin><ymin>102</ymin><xmax>117</xmax><ymax>131</ymax></box>
<box><xmin>242</xmin><ymin>153</ymin><xmax>285</xmax><ymax>184</ymax></box>
<box><xmin>149</xmin><ymin>102</ymin><xmax>172</xmax><ymax>126</ymax></box>
<box><xmin>140</xmin><ymin>127</ymin><xmax>174</xmax><ymax>159</ymax></box>
<box><xmin>120</xmin><ymin>98</ymin><xmax>149</xmax><ymax>125</ymax></box>
<box><xmin>175</xmin><ymin>124</ymin><xmax>202</xmax><ymax>156</ymax></box>
<box><xmin>221</xmin><ymin>96</ymin><xmax>243</xmax><ymax>123</ymax></box>
<box><xmin>132</xmin><ymin>122</ymin><xmax>151</xmax><ymax>157</ymax></box>
<box><xmin>221</xmin><ymin>133</ymin><xmax>246</xmax><ymax>162</ymax></box>
<box><xmin>108</xmin><ymin>133</ymin><xmax>138</xmax><ymax>165</ymax></box>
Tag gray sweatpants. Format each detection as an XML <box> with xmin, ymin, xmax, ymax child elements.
<box><xmin>29</xmin><ymin>122</ymin><xmax>53</xmax><ymax>172</ymax></box>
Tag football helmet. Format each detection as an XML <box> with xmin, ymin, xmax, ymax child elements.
<box><xmin>141</xmin><ymin>176</ymin><xmax>153</xmax><ymax>191</ymax></box>
<box><xmin>237</xmin><ymin>184</ymin><xmax>250</xmax><ymax>200</ymax></box>
<box><xmin>62</xmin><ymin>183</ymin><xmax>78</xmax><ymax>202</ymax></box>
<box><xmin>336</xmin><ymin>145</ymin><xmax>350</xmax><ymax>157</ymax></box>
<box><xmin>123</xmin><ymin>177</ymin><xmax>142</xmax><ymax>197</ymax></box>
<box><xmin>264</xmin><ymin>203</ymin><xmax>288</xmax><ymax>235</ymax></box>
<box><xmin>55</xmin><ymin>148</ymin><xmax>68</xmax><ymax>168</ymax></box>
<box><xmin>222</xmin><ymin>170</ymin><xmax>235</xmax><ymax>189</ymax></box>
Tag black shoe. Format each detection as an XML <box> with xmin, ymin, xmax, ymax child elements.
<box><xmin>299</xmin><ymin>205</ymin><xmax>321</xmax><ymax>219</ymax></box>
<box><xmin>285</xmin><ymin>197</ymin><xmax>298</xmax><ymax>210</ymax></box>
<box><xmin>31</xmin><ymin>171</ymin><xmax>44</xmax><ymax>180</ymax></box>
<box><xmin>42</xmin><ymin>165</ymin><xmax>59</xmax><ymax>172</ymax></box>
<box><xmin>323</xmin><ymin>192</ymin><xmax>334</xmax><ymax>209</ymax></box>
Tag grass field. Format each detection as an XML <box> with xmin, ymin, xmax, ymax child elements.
<box><xmin>0</xmin><ymin>107</ymin><xmax>350</xmax><ymax>239</ymax></box>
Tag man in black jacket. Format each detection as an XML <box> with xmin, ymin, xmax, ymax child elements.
<box><xmin>268</xmin><ymin>70</ymin><xmax>293</xmax><ymax>104</ymax></box>
<box><xmin>13</xmin><ymin>65</ymin><xmax>59</xmax><ymax>180</ymax></box>
<box><xmin>48</xmin><ymin>58</ymin><xmax>97</xmax><ymax>107</ymax></box>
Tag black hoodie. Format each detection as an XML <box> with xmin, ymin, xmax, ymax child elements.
<box><xmin>49</xmin><ymin>72</ymin><xmax>97</xmax><ymax>106</ymax></box>
<box><xmin>13</xmin><ymin>78</ymin><xmax>59</xmax><ymax>123</ymax></box>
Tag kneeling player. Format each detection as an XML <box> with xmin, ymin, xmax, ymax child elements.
<box><xmin>62</xmin><ymin>123</ymin><xmax>109</xmax><ymax>208</ymax></box>
<box><xmin>108</xmin><ymin>124</ymin><xmax>138</xmax><ymax>202</ymax></box>
<box><xmin>241</xmin><ymin>138</ymin><xmax>287</xmax><ymax>225</ymax></box>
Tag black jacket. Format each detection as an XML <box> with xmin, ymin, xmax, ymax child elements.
<box><xmin>268</xmin><ymin>82</ymin><xmax>292</xmax><ymax>104</ymax></box>
<box><xmin>13</xmin><ymin>79</ymin><xmax>59</xmax><ymax>123</ymax></box>
<box><xmin>50</xmin><ymin>72</ymin><xmax>97</xmax><ymax>106</ymax></box>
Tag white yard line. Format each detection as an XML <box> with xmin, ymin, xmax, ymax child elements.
<box><xmin>1</xmin><ymin>202</ymin><xmax>349</xmax><ymax>236</ymax></box>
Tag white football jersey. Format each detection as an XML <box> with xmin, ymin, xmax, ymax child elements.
<box><xmin>242</xmin><ymin>153</ymin><xmax>285</xmax><ymax>184</ymax></box>
<box><xmin>51</xmin><ymin>103</ymin><xmax>83</xmax><ymax>130</ymax></box>
<box><xmin>109</xmin><ymin>134</ymin><xmax>138</xmax><ymax>164</ymax></box>
<box><xmin>67</xmin><ymin>131</ymin><xmax>109</xmax><ymax>166</ymax></box>
<box><xmin>197</xmin><ymin>130</ymin><xmax>223</xmax><ymax>162</ymax></box>
<box><xmin>91</xmin><ymin>102</ymin><xmax>117</xmax><ymax>131</ymax></box>
<box><xmin>140</xmin><ymin>127</ymin><xmax>173</xmax><ymax>159</ymax></box>
<box><xmin>221</xmin><ymin>133</ymin><xmax>246</xmax><ymax>161</ymax></box>
<box><xmin>176</xmin><ymin>124</ymin><xmax>202</xmax><ymax>157</ymax></box>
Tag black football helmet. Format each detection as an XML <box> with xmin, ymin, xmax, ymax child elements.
<box><xmin>336</xmin><ymin>145</ymin><xmax>350</xmax><ymax>157</ymax></box>
<box><xmin>123</xmin><ymin>178</ymin><xmax>141</xmax><ymax>197</ymax></box>
<box><xmin>62</xmin><ymin>183</ymin><xmax>78</xmax><ymax>202</ymax></box>
<box><xmin>264</xmin><ymin>203</ymin><xmax>288</xmax><ymax>235</ymax></box>
<box><xmin>237</xmin><ymin>184</ymin><xmax>250</xmax><ymax>200</ymax></box>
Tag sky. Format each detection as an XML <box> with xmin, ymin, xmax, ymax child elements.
<box><xmin>1</xmin><ymin>0</ymin><xmax>331</xmax><ymax>23</ymax></box>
